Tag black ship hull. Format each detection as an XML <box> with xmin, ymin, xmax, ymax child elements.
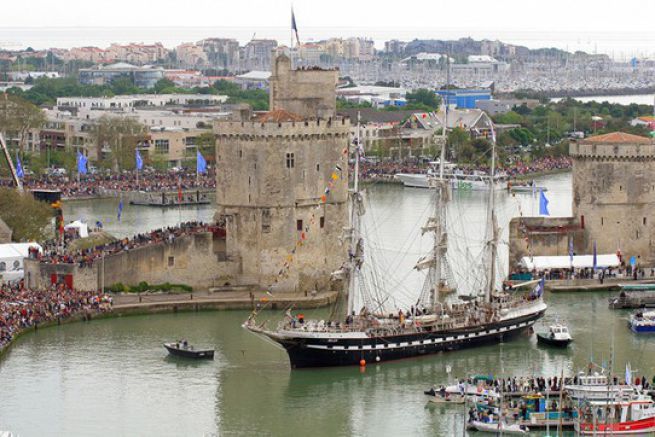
<box><xmin>277</xmin><ymin>309</ymin><xmax>545</xmax><ymax>368</ymax></box>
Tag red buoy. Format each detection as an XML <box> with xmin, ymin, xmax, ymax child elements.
<box><xmin>359</xmin><ymin>359</ymin><xmax>366</xmax><ymax>367</ymax></box>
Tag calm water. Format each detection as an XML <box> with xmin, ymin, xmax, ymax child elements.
<box><xmin>5</xmin><ymin>173</ymin><xmax>654</xmax><ymax>437</ymax></box>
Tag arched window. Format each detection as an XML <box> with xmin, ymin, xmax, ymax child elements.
<box><xmin>0</xmin><ymin>262</ymin><xmax>6</xmax><ymax>272</ymax></box>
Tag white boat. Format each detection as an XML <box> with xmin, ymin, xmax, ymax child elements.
<box><xmin>564</xmin><ymin>371</ymin><xmax>636</xmax><ymax>401</ymax></box>
<box><xmin>468</xmin><ymin>420</ymin><xmax>529</xmax><ymax>434</ymax></box>
<box><xmin>395</xmin><ymin>161</ymin><xmax>506</xmax><ymax>191</ymax></box>
<box><xmin>509</xmin><ymin>184</ymin><xmax>548</xmax><ymax>193</ymax></box>
<box><xmin>536</xmin><ymin>323</ymin><xmax>573</xmax><ymax>347</ymax></box>
<box><xmin>629</xmin><ymin>310</ymin><xmax>655</xmax><ymax>333</ymax></box>
<box><xmin>445</xmin><ymin>382</ymin><xmax>500</xmax><ymax>399</ymax></box>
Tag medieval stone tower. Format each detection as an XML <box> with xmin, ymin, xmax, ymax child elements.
<box><xmin>214</xmin><ymin>54</ymin><xmax>350</xmax><ymax>292</ymax></box>
<box><xmin>571</xmin><ymin>132</ymin><xmax>655</xmax><ymax>264</ymax></box>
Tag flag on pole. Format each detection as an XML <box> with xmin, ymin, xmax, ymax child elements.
<box><xmin>117</xmin><ymin>199</ymin><xmax>124</xmax><ymax>221</ymax></box>
<box><xmin>490</xmin><ymin>123</ymin><xmax>497</xmax><ymax>144</ymax></box>
<box><xmin>135</xmin><ymin>150</ymin><xmax>143</xmax><ymax>171</ymax></box>
<box><xmin>569</xmin><ymin>236</ymin><xmax>574</xmax><ymax>265</ymax></box>
<box><xmin>76</xmin><ymin>152</ymin><xmax>88</xmax><ymax>175</ymax></box>
<box><xmin>539</xmin><ymin>190</ymin><xmax>550</xmax><ymax>216</ymax></box>
<box><xmin>625</xmin><ymin>363</ymin><xmax>632</xmax><ymax>385</ymax></box>
<box><xmin>196</xmin><ymin>150</ymin><xmax>207</xmax><ymax>174</ymax></box>
<box><xmin>291</xmin><ymin>8</ymin><xmax>300</xmax><ymax>46</ymax></box>
<box><xmin>15</xmin><ymin>156</ymin><xmax>24</xmax><ymax>178</ymax></box>
<box><xmin>592</xmin><ymin>241</ymin><xmax>598</xmax><ymax>271</ymax></box>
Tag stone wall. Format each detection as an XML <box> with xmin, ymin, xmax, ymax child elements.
<box><xmin>508</xmin><ymin>217</ymin><xmax>584</xmax><ymax>268</ymax></box>
<box><xmin>0</xmin><ymin>218</ymin><xmax>11</xmax><ymax>243</ymax></box>
<box><xmin>24</xmin><ymin>232</ymin><xmax>237</xmax><ymax>291</ymax></box>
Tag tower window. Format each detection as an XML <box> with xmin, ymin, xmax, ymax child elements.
<box><xmin>320</xmin><ymin>217</ymin><xmax>325</xmax><ymax>228</ymax></box>
<box><xmin>316</xmin><ymin>164</ymin><xmax>320</xmax><ymax>171</ymax></box>
<box><xmin>644</xmin><ymin>217</ymin><xmax>647</xmax><ymax>226</ymax></box>
<box><xmin>296</xmin><ymin>219</ymin><xmax>303</xmax><ymax>231</ymax></box>
<box><xmin>286</xmin><ymin>153</ymin><xmax>295</xmax><ymax>168</ymax></box>
<box><xmin>601</xmin><ymin>217</ymin><xmax>604</xmax><ymax>226</ymax></box>
<box><xmin>238</xmin><ymin>150</ymin><xmax>243</xmax><ymax>158</ymax></box>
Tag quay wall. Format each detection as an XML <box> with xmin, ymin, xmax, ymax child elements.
<box><xmin>508</xmin><ymin>217</ymin><xmax>585</xmax><ymax>268</ymax></box>
<box><xmin>24</xmin><ymin>232</ymin><xmax>240</xmax><ymax>291</ymax></box>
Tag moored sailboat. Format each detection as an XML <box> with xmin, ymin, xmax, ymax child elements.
<box><xmin>244</xmin><ymin>111</ymin><xmax>547</xmax><ymax>369</ymax></box>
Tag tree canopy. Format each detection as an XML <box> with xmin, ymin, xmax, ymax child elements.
<box><xmin>0</xmin><ymin>188</ymin><xmax>53</xmax><ymax>242</ymax></box>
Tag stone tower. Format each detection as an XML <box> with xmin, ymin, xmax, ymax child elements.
<box><xmin>571</xmin><ymin>132</ymin><xmax>655</xmax><ymax>264</ymax></box>
<box><xmin>268</xmin><ymin>54</ymin><xmax>338</xmax><ymax>119</ymax></box>
<box><xmin>214</xmin><ymin>55</ymin><xmax>350</xmax><ymax>292</ymax></box>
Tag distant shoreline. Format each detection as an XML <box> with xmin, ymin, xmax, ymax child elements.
<box><xmin>498</xmin><ymin>88</ymin><xmax>655</xmax><ymax>100</ymax></box>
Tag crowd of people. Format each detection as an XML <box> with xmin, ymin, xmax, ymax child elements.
<box><xmin>38</xmin><ymin>221</ymin><xmax>210</xmax><ymax>268</ymax></box>
<box><xmin>1</xmin><ymin>169</ymin><xmax>215</xmax><ymax>199</ymax></box>
<box><xmin>0</xmin><ymin>281</ymin><xmax>112</xmax><ymax>350</ymax></box>
<box><xmin>358</xmin><ymin>156</ymin><xmax>572</xmax><ymax>181</ymax></box>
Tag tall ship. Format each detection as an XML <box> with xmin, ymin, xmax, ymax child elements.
<box><xmin>244</xmin><ymin>114</ymin><xmax>547</xmax><ymax>368</ymax></box>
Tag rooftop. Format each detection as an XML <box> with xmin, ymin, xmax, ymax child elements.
<box><xmin>255</xmin><ymin>109</ymin><xmax>305</xmax><ymax>123</ymax></box>
<box><xmin>580</xmin><ymin>132</ymin><xmax>652</xmax><ymax>145</ymax></box>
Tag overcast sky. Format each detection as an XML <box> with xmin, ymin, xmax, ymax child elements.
<box><xmin>2</xmin><ymin>0</ymin><xmax>654</xmax><ymax>56</ymax></box>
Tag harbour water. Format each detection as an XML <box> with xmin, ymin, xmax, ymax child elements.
<box><xmin>2</xmin><ymin>173</ymin><xmax>654</xmax><ymax>436</ymax></box>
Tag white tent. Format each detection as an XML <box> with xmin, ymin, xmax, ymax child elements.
<box><xmin>64</xmin><ymin>220</ymin><xmax>89</xmax><ymax>238</ymax></box>
<box><xmin>0</xmin><ymin>242</ymin><xmax>43</xmax><ymax>283</ymax></box>
<box><xmin>519</xmin><ymin>254</ymin><xmax>621</xmax><ymax>271</ymax></box>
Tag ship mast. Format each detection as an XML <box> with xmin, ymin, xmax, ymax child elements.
<box><xmin>485</xmin><ymin>128</ymin><xmax>498</xmax><ymax>303</ymax></box>
<box><xmin>346</xmin><ymin>112</ymin><xmax>363</xmax><ymax>316</ymax></box>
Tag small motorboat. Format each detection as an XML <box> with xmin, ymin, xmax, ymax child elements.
<box><xmin>423</xmin><ymin>387</ymin><xmax>465</xmax><ymax>404</ymax></box>
<box><xmin>164</xmin><ymin>341</ymin><xmax>214</xmax><ymax>359</ymax></box>
<box><xmin>536</xmin><ymin>323</ymin><xmax>573</xmax><ymax>347</ymax></box>
<box><xmin>467</xmin><ymin>420</ymin><xmax>529</xmax><ymax>434</ymax></box>
<box><xmin>629</xmin><ymin>310</ymin><xmax>655</xmax><ymax>333</ymax></box>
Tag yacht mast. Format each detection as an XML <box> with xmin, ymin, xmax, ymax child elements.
<box><xmin>346</xmin><ymin>112</ymin><xmax>362</xmax><ymax>316</ymax></box>
<box><xmin>485</xmin><ymin>128</ymin><xmax>498</xmax><ymax>302</ymax></box>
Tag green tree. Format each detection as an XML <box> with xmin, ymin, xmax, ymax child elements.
<box><xmin>153</xmin><ymin>78</ymin><xmax>176</xmax><ymax>94</ymax></box>
<box><xmin>0</xmin><ymin>188</ymin><xmax>53</xmax><ymax>242</ymax></box>
<box><xmin>90</xmin><ymin>116</ymin><xmax>147</xmax><ymax>171</ymax></box>
<box><xmin>406</xmin><ymin>89</ymin><xmax>441</xmax><ymax>110</ymax></box>
<box><xmin>0</xmin><ymin>94</ymin><xmax>46</xmax><ymax>153</ymax></box>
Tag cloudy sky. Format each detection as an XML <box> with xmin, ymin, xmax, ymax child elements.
<box><xmin>2</xmin><ymin>0</ymin><xmax>653</xmax><ymax>56</ymax></box>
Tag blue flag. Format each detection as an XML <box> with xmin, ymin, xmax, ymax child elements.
<box><xmin>136</xmin><ymin>150</ymin><xmax>143</xmax><ymax>171</ymax></box>
<box><xmin>15</xmin><ymin>156</ymin><xmax>24</xmax><ymax>179</ymax></box>
<box><xmin>533</xmin><ymin>277</ymin><xmax>545</xmax><ymax>297</ymax></box>
<box><xmin>77</xmin><ymin>152</ymin><xmax>87</xmax><ymax>175</ymax></box>
<box><xmin>117</xmin><ymin>199</ymin><xmax>124</xmax><ymax>221</ymax></box>
<box><xmin>196</xmin><ymin>151</ymin><xmax>207</xmax><ymax>174</ymax></box>
<box><xmin>592</xmin><ymin>241</ymin><xmax>597</xmax><ymax>270</ymax></box>
<box><xmin>539</xmin><ymin>190</ymin><xmax>550</xmax><ymax>216</ymax></box>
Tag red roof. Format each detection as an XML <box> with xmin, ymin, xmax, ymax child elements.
<box><xmin>581</xmin><ymin>132</ymin><xmax>652</xmax><ymax>145</ymax></box>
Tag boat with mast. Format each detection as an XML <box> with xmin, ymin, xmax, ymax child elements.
<box><xmin>243</xmin><ymin>106</ymin><xmax>547</xmax><ymax>368</ymax></box>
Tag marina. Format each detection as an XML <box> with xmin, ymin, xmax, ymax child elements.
<box><xmin>5</xmin><ymin>176</ymin><xmax>655</xmax><ymax>436</ymax></box>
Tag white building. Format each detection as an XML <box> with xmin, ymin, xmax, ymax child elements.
<box><xmin>57</xmin><ymin>94</ymin><xmax>227</xmax><ymax>110</ymax></box>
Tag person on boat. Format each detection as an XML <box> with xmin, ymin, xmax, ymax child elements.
<box><xmin>439</xmin><ymin>385</ymin><xmax>447</xmax><ymax>398</ymax></box>
<box><xmin>182</xmin><ymin>339</ymin><xmax>188</xmax><ymax>348</ymax></box>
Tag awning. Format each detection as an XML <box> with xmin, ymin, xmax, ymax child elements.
<box><xmin>519</xmin><ymin>254</ymin><xmax>620</xmax><ymax>270</ymax></box>
<box><xmin>64</xmin><ymin>220</ymin><xmax>89</xmax><ymax>238</ymax></box>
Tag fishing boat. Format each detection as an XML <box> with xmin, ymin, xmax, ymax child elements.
<box><xmin>244</xmin><ymin>111</ymin><xmax>546</xmax><ymax>369</ymax></box>
<box><xmin>163</xmin><ymin>341</ymin><xmax>214</xmax><ymax>359</ymax></box>
<box><xmin>467</xmin><ymin>420</ymin><xmax>529</xmax><ymax>434</ymax></box>
<box><xmin>575</xmin><ymin>395</ymin><xmax>655</xmax><ymax>435</ymax></box>
<box><xmin>536</xmin><ymin>323</ymin><xmax>573</xmax><ymax>347</ymax></box>
<box><xmin>629</xmin><ymin>311</ymin><xmax>655</xmax><ymax>333</ymax></box>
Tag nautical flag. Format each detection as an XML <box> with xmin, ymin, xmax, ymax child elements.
<box><xmin>15</xmin><ymin>156</ymin><xmax>24</xmax><ymax>178</ymax></box>
<box><xmin>539</xmin><ymin>190</ymin><xmax>550</xmax><ymax>216</ymax></box>
<box><xmin>135</xmin><ymin>150</ymin><xmax>143</xmax><ymax>171</ymax></box>
<box><xmin>592</xmin><ymin>241</ymin><xmax>598</xmax><ymax>270</ymax></box>
<box><xmin>291</xmin><ymin>8</ymin><xmax>300</xmax><ymax>46</ymax></box>
<box><xmin>77</xmin><ymin>152</ymin><xmax>88</xmax><ymax>175</ymax></box>
<box><xmin>196</xmin><ymin>150</ymin><xmax>207</xmax><ymax>174</ymax></box>
<box><xmin>490</xmin><ymin>124</ymin><xmax>497</xmax><ymax>144</ymax></box>
<box><xmin>117</xmin><ymin>199</ymin><xmax>124</xmax><ymax>221</ymax></box>
<box><xmin>533</xmin><ymin>277</ymin><xmax>545</xmax><ymax>298</ymax></box>
<box><xmin>569</xmin><ymin>237</ymin><xmax>574</xmax><ymax>265</ymax></box>
<box><xmin>625</xmin><ymin>363</ymin><xmax>632</xmax><ymax>385</ymax></box>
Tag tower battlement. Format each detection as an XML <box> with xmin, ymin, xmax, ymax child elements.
<box><xmin>570</xmin><ymin>132</ymin><xmax>655</xmax><ymax>161</ymax></box>
<box><xmin>215</xmin><ymin>117</ymin><xmax>351</xmax><ymax>139</ymax></box>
